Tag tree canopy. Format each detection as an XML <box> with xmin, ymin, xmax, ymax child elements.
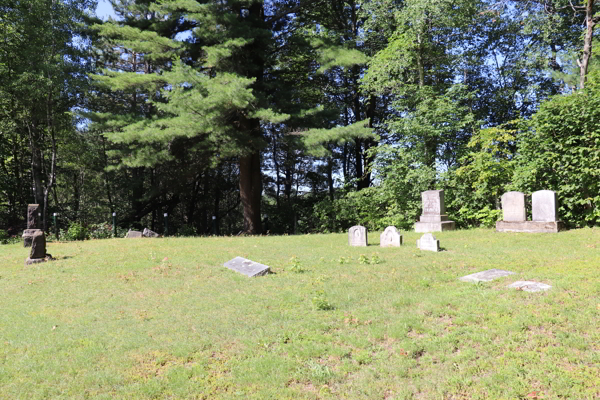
<box><xmin>1</xmin><ymin>0</ymin><xmax>599</xmax><ymax>238</ymax></box>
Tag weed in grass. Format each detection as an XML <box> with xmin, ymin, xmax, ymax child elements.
<box><xmin>312</xmin><ymin>290</ymin><xmax>334</xmax><ymax>311</ymax></box>
<box><xmin>288</xmin><ymin>256</ymin><xmax>306</xmax><ymax>273</ymax></box>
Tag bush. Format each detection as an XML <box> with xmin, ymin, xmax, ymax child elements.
<box><xmin>88</xmin><ymin>223</ymin><xmax>114</xmax><ymax>239</ymax></box>
<box><xmin>64</xmin><ymin>222</ymin><xmax>88</xmax><ymax>241</ymax></box>
<box><xmin>513</xmin><ymin>85</ymin><xmax>600</xmax><ymax>227</ymax></box>
<box><xmin>0</xmin><ymin>229</ymin><xmax>20</xmax><ymax>245</ymax></box>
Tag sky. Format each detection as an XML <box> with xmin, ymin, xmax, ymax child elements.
<box><xmin>96</xmin><ymin>0</ymin><xmax>117</xmax><ymax>20</ymax></box>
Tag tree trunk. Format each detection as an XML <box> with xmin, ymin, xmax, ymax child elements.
<box><xmin>578</xmin><ymin>0</ymin><xmax>597</xmax><ymax>89</ymax></box>
<box><xmin>239</xmin><ymin>151</ymin><xmax>262</xmax><ymax>234</ymax></box>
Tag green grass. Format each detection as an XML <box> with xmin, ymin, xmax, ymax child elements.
<box><xmin>1</xmin><ymin>228</ymin><xmax>599</xmax><ymax>399</ymax></box>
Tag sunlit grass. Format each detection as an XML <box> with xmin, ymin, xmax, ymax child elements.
<box><xmin>1</xmin><ymin>228</ymin><xmax>599</xmax><ymax>399</ymax></box>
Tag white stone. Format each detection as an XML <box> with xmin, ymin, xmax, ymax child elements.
<box><xmin>417</xmin><ymin>233</ymin><xmax>439</xmax><ymax>252</ymax></box>
<box><xmin>501</xmin><ymin>191</ymin><xmax>526</xmax><ymax>222</ymax></box>
<box><xmin>224</xmin><ymin>257</ymin><xmax>270</xmax><ymax>277</ymax></box>
<box><xmin>348</xmin><ymin>225</ymin><xmax>367</xmax><ymax>247</ymax></box>
<box><xmin>459</xmin><ymin>269</ymin><xmax>516</xmax><ymax>283</ymax></box>
<box><xmin>507</xmin><ymin>281</ymin><xmax>552</xmax><ymax>292</ymax></box>
<box><xmin>532</xmin><ymin>190</ymin><xmax>558</xmax><ymax>222</ymax></box>
<box><xmin>380</xmin><ymin>226</ymin><xmax>402</xmax><ymax>247</ymax></box>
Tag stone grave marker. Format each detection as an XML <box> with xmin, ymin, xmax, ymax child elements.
<box><xmin>25</xmin><ymin>229</ymin><xmax>52</xmax><ymax>265</ymax></box>
<box><xmin>125</xmin><ymin>230</ymin><xmax>143</xmax><ymax>238</ymax></box>
<box><xmin>380</xmin><ymin>226</ymin><xmax>402</xmax><ymax>247</ymax></box>
<box><xmin>414</xmin><ymin>190</ymin><xmax>455</xmax><ymax>232</ymax></box>
<box><xmin>224</xmin><ymin>257</ymin><xmax>270</xmax><ymax>277</ymax></box>
<box><xmin>501</xmin><ymin>191</ymin><xmax>526</xmax><ymax>222</ymax></box>
<box><xmin>497</xmin><ymin>190</ymin><xmax>564</xmax><ymax>233</ymax></box>
<box><xmin>507</xmin><ymin>281</ymin><xmax>552</xmax><ymax>292</ymax></box>
<box><xmin>348</xmin><ymin>225</ymin><xmax>368</xmax><ymax>246</ymax></box>
<box><xmin>143</xmin><ymin>228</ymin><xmax>159</xmax><ymax>238</ymax></box>
<box><xmin>459</xmin><ymin>269</ymin><xmax>516</xmax><ymax>283</ymax></box>
<box><xmin>532</xmin><ymin>190</ymin><xmax>558</xmax><ymax>222</ymax></box>
<box><xmin>23</xmin><ymin>204</ymin><xmax>40</xmax><ymax>247</ymax></box>
<box><xmin>417</xmin><ymin>233</ymin><xmax>439</xmax><ymax>252</ymax></box>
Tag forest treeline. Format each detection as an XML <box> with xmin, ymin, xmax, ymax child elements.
<box><xmin>1</xmin><ymin>0</ymin><xmax>599</xmax><ymax>238</ymax></box>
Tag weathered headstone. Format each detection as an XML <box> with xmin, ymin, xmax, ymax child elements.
<box><xmin>22</xmin><ymin>229</ymin><xmax>37</xmax><ymax>248</ymax></box>
<box><xmin>25</xmin><ymin>229</ymin><xmax>52</xmax><ymax>265</ymax></box>
<box><xmin>380</xmin><ymin>226</ymin><xmax>402</xmax><ymax>247</ymax></box>
<box><xmin>27</xmin><ymin>204</ymin><xmax>40</xmax><ymax>229</ymax></box>
<box><xmin>501</xmin><ymin>191</ymin><xmax>526</xmax><ymax>222</ymax></box>
<box><xmin>143</xmin><ymin>228</ymin><xmax>159</xmax><ymax>238</ymax></box>
<box><xmin>125</xmin><ymin>230</ymin><xmax>143</xmax><ymax>238</ymax></box>
<box><xmin>459</xmin><ymin>269</ymin><xmax>516</xmax><ymax>283</ymax></box>
<box><xmin>224</xmin><ymin>257</ymin><xmax>270</xmax><ymax>277</ymax></box>
<box><xmin>532</xmin><ymin>190</ymin><xmax>558</xmax><ymax>222</ymax></box>
<box><xmin>23</xmin><ymin>204</ymin><xmax>41</xmax><ymax>247</ymax></box>
<box><xmin>507</xmin><ymin>281</ymin><xmax>552</xmax><ymax>292</ymax></box>
<box><xmin>348</xmin><ymin>225</ymin><xmax>368</xmax><ymax>247</ymax></box>
<box><xmin>414</xmin><ymin>190</ymin><xmax>455</xmax><ymax>232</ymax></box>
<box><xmin>496</xmin><ymin>190</ymin><xmax>564</xmax><ymax>233</ymax></box>
<box><xmin>417</xmin><ymin>233</ymin><xmax>440</xmax><ymax>252</ymax></box>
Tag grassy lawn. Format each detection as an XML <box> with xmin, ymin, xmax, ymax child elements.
<box><xmin>0</xmin><ymin>228</ymin><xmax>599</xmax><ymax>399</ymax></box>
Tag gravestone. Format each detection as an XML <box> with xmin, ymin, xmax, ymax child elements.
<box><xmin>532</xmin><ymin>190</ymin><xmax>558</xmax><ymax>222</ymax></box>
<box><xmin>27</xmin><ymin>204</ymin><xmax>40</xmax><ymax>229</ymax></box>
<box><xmin>380</xmin><ymin>226</ymin><xmax>402</xmax><ymax>247</ymax></box>
<box><xmin>125</xmin><ymin>230</ymin><xmax>143</xmax><ymax>238</ymax></box>
<box><xmin>459</xmin><ymin>269</ymin><xmax>516</xmax><ymax>283</ymax></box>
<box><xmin>25</xmin><ymin>229</ymin><xmax>52</xmax><ymax>265</ymax></box>
<box><xmin>348</xmin><ymin>225</ymin><xmax>368</xmax><ymax>247</ymax></box>
<box><xmin>414</xmin><ymin>190</ymin><xmax>455</xmax><ymax>232</ymax></box>
<box><xmin>501</xmin><ymin>192</ymin><xmax>526</xmax><ymax>221</ymax></box>
<box><xmin>507</xmin><ymin>281</ymin><xmax>552</xmax><ymax>292</ymax></box>
<box><xmin>224</xmin><ymin>257</ymin><xmax>270</xmax><ymax>277</ymax></box>
<box><xmin>143</xmin><ymin>228</ymin><xmax>159</xmax><ymax>238</ymax></box>
<box><xmin>23</xmin><ymin>204</ymin><xmax>41</xmax><ymax>247</ymax></box>
<box><xmin>496</xmin><ymin>190</ymin><xmax>564</xmax><ymax>233</ymax></box>
<box><xmin>417</xmin><ymin>233</ymin><xmax>439</xmax><ymax>252</ymax></box>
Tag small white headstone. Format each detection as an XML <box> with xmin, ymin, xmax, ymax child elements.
<box><xmin>417</xmin><ymin>233</ymin><xmax>439</xmax><ymax>252</ymax></box>
<box><xmin>380</xmin><ymin>226</ymin><xmax>402</xmax><ymax>247</ymax></box>
<box><xmin>507</xmin><ymin>281</ymin><xmax>552</xmax><ymax>292</ymax></box>
<box><xmin>532</xmin><ymin>190</ymin><xmax>558</xmax><ymax>222</ymax></box>
<box><xmin>501</xmin><ymin>191</ymin><xmax>526</xmax><ymax>221</ymax></box>
<box><xmin>348</xmin><ymin>225</ymin><xmax>367</xmax><ymax>247</ymax></box>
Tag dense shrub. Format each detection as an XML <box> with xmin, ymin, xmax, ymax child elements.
<box><xmin>64</xmin><ymin>222</ymin><xmax>88</xmax><ymax>241</ymax></box>
<box><xmin>513</xmin><ymin>85</ymin><xmax>600</xmax><ymax>226</ymax></box>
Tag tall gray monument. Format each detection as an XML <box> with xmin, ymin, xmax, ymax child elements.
<box><xmin>348</xmin><ymin>225</ymin><xmax>368</xmax><ymax>246</ymax></box>
<box><xmin>414</xmin><ymin>190</ymin><xmax>455</xmax><ymax>232</ymax></box>
<box><xmin>23</xmin><ymin>204</ymin><xmax>40</xmax><ymax>247</ymax></box>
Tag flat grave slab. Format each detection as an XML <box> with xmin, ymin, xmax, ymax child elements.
<box><xmin>459</xmin><ymin>269</ymin><xmax>516</xmax><ymax>283</ymax></box>
<box><xmin>224</xmin><ymin>257</ymin><xmax>270</xmax><ymax>277</ymax></box>
<box><xmin>507</xmin><ymin>281</ymin><xmax>552</xmax><ymax>292</ymax></box>
<box><xmin>125</xmin><ymin>230</ymin><xmax>143</xmax><ymax>238</ymax></box>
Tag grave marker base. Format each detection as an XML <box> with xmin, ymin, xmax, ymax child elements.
<box><xmin>415</xmin><ymin>221</ymin><xmax>455</xmax><ymax>233</ymax></box>
<box><xmin>496</xmin><ymin>221</ymin><xmax>564</xmax><ymax>233</ymax></box>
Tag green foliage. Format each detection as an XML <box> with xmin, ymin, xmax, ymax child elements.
<box><xmin>313</xmin><ymin>145</ymin><xmax>436</xmax><ymax>232</ymax></box>
<box><xmin>513</xmin><ymin>84</ymin><xmax>600</xmax><ymax>226</ymax></box>
<box><xmin>88</xmin><ymin>223</ymin><xmax>115</xmax><ymax>240</ymax></box>
<box><xmin>0</xmin><ymin>229</ymin><xmax>19</xmax><ymax>245</ymax></box>
<box><xmin>312</xmin><ymin>290</ymin><xmax>334</xmax><ymax>311</ymax></box>
<box><xmin>448</xmin><ymin>121</ymin><xmax>521</xmax><ymax>227</ymax></box>
<box><xmin>64</xmin><ymin>222</ymin><xmax>88</xmax><ymax>241</ymax></box>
